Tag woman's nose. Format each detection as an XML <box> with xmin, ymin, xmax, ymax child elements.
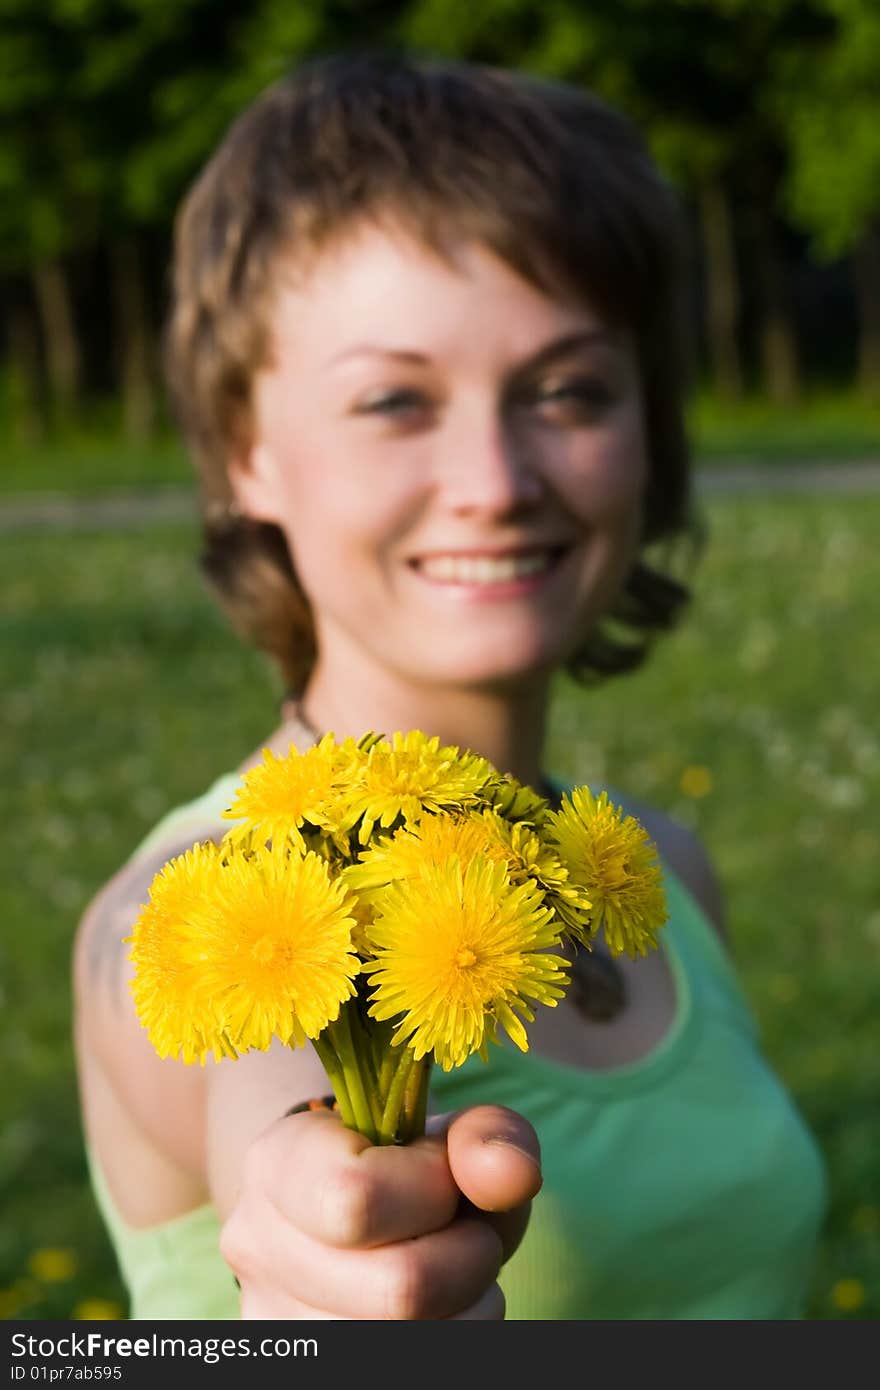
<box><xmin>438</xmin><ymin>412</ymin><xmax>545</xmax><ymax>514</ymax></box>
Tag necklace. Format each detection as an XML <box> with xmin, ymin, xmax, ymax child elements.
<box><xmin>279</xmin><ymin>695</ymin><xmax>625</xmax><ymax>1021</ymax></box>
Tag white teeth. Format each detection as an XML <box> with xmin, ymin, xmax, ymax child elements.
<box><xmin>416</xmin><ymin>550</ymin><xmax>557</xmax><ymax>584</ymax></box>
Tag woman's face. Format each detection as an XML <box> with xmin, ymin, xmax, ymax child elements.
<box><xmin>231</xmin><ymin>220</ymin><xmax>648</xmax><ymax>692</ymax></box>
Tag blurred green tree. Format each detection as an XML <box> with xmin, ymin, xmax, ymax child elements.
<box><xmin>0</xmin><ymin>0</ymin><xmax>414</xmax><ymax>437</ymax></box>
<box><xmin>0</xmin><ymin>1</ymin><xmax>90</xmax><ymax>430</ymax></box>
<box><xmin>398</xmin><ymin>0</ymin><xmax>873</xmax><ymax>405</ymax></box>
<box><xmin>772</xmin><ymin>0</ymin><xmax>880</xmax><ymax>398</ymax></box>
<box><xmin>1</xmin><ymin>0</ymin><xmax>874</xmax><ymax>433</ymax></box>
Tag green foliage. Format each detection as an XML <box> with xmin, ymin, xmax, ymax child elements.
<box><xmin>0</xmin><ymin>0</ymin><xmax>331</xmax><ymax>266</ymax></box>
<box><xmin>1</xmin><ymin>490</ymin><xmax>878</xmax><ymax>1319</ymax></box>
<box><xmin>1</xmin><ymin>0</ymin><xmax>876</xmax><ymax>409</ymax></box>
<box><xmin>1</xmin><ymin>0</ymin><xmax>852</xmax><ymax>261</ymax></box>
<box><xmin>0</xmin><ymin>2</ymin><xmax>94</xmax><ymax>263</ymax></box>
<box><xmin>772</xmin><ymin>0</ymin><xmax>880</xmax><ymax>255</ymax></box>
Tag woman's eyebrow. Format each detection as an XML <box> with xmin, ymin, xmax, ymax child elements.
<box><xmin>327</xmin><ymin>345</ymin><xmax>430</xmax><ymax>368</ymax></box>
<box><xmin>520</xmin><ymin>329</ymin><xmax>619</xmax><ymax>372</ymax></box>
<box><xmin>327</xmin><ymin>329</ymin><xmax>616</xmax><ymax>371</ymax></box>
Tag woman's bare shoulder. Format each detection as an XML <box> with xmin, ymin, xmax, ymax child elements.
<box><xmin>74</xmin><ymin>831</ymin><xmax>221</xmax><ymax>1002</ymax></box>
<box><xmin>71</xmin><ymin>737</ymin><xmax>284</xmax><ymax>1077</ymax></box>
<box><xmin>72</xmin><ymin>834</ymin><xmax>223</xmax><ymax>1198</ymax></box>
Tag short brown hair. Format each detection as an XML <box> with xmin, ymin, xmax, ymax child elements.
<box><xmin>164</xmin><ymin>49</ymin><xmax>699</xmax><ymax>694</ymax></box>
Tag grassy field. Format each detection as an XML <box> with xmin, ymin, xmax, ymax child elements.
<box><xmin>1</xmin><ymin>491</ymin><xmax>878</xmax><ymax>1320</ymax></box>
<box><xmin>687</xmin><ymin>389</ymin><xmax>880</xmax><ymax>463</ymax></box>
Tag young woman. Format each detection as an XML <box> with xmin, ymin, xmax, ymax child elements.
<box><xmin>73</xmin><ymin>51</ymin><xmax>826</xmax><ymax>1320</ymax></box>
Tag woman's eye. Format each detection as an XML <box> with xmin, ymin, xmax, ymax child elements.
<box><xmin>356</xmin><ymin>389</ymin><xmax>429</xmax><ymax>419</ymax></box>
<box><xmin>526</xmin><ymin>378</ymin><xmax>616</xmax><ymax>418</ymax></box>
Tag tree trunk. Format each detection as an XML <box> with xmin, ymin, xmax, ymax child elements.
<box><xmin>6</xmin><ymin>299</ymin><xmax>46</xmax><ymax>445</ymax></box>
<box><xmin>697</xmin><ymin>174</ymin><xmax>744</xmax><ymax>401</ymax></box>
<box><xmin>31</xmin><ymin>258</ymin><xmax>81</xmax><ymax>419</ymax></box>
<box><xmin>854</xmin><ymin>226</ymin><xmax>880</xmax><ymax>403</ymax></box>
<box><xmin>752</xmin><ymin>209</ymin><xmax>800</xmax><ymax>405</ymax></box>
<box><xmin>110</xmin><ymin>234</ymin><xmax>156</xmax><ymax>441</ymax></box>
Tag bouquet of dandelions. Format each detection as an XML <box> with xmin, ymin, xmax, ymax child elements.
<box><xmin>128</xmin><ymin>731</ymin><xmax>667</xmax><ymax>1145</ymax></box>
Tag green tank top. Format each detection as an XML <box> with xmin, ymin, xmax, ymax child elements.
<box><xmin>92</xmin><ymin>770</ymin><xmax>827</xmax><ymax>1320</ymax></box>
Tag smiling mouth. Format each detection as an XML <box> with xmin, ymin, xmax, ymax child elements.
<box><xmin>409</xmin><ymin>546</ymin><xmax>569</xmax><ymax>585</ymax></box>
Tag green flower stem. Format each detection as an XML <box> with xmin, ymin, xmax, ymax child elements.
<box><xmin>311</xmin><ymin>1034</ymin><xmax>359</xmax><ymax>1134</ymax></box>
<box><xmin>400</xmin><ymin>1054</ymin><xmax>432</xmax><ymax>1144</ymax></box>
<box><xmin>346</xmin><ymin>998</ymin><xmax>385</xmax><ymax>1136</ymax></box>
<box><xmin>319</xmin><ymin>1006</ymin><xmax>379</xmax><ymax>1144</ymax></box>
<box><xmin>377</xmin><ymin>1045</ymin><xmax>415</xmax><ymax>1144</ymax></box>
<box><xmin>348</xmin><ymin>997</ymin><xmax>380</xmax><ymax>1094</ymax></box>
<box><xmin>375</xmin><ymin>1027</ymin><xmax>399</xmax><ymax>1103</ymax></box>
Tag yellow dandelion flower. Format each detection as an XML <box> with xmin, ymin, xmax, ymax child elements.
<box><xmin>0</xmin><ymin>1288</ymin><xmax>25</xmax><ymax>1318</ymax></box>
<box><xmin>479</xmin><ymin>811</ymin><xmax>571</xmax><ymax>889</ymax></box>
<box><xmin>72</xmin><ymin>1298</ymin><xmax>123</xmax><ymax>1320</ymax></box>
<box><xmin>28</xmin><ymin>1248</ymin><xmax>77</xmax><ymax>1283</ymax></box>
<box><xmin>128</xmin><ymin>843</ymin><xmax>229</xmax><ymax>1064</ymax></box>
<box><xmin>130</xmin><ymin>844</ymin><xmax>359</xmax><ymax>1061</ymax></box>
<box><xmin>546</xmin><ymin>787</ymin><xmax>667</xmax><ymax>958</ymax></box>
<box><xmin>221</xmin><ymin>734</ymin><xmax>366</xmax><ymax>854</ymax></box>
<box><xmin>341</xmin><ymin>731</ymin><xmax>496</xmax><ymax>845</ymax></box>
<box><xmin>194</xmin><ymin>846</ymin><xmax>360</xmax><ymax>1052</ymax></box>
<box><xmin>342</xmin><ymin>809</ymin><xmax>510</xmax><ymax>896</ymax></box>
<box><xmin>830</xmin><ymin>1278</ymin><xmax>866</xmax><ymax>1313</ymax></box>
<box><xmin>483</xmin><ymin>812</ymin><xmax>595</xmax><ymax>937</ymax></box>
<box><xmin>366</xmin><ymin>856</ymin><xmax>568</xmax><ymax>1071</ymax></box>
<box><xmin>344</xmin><ymin>887</ymin><xmax>377</xmax><ymax>956</ymax></box>
<box><xmin>344</xmin><ymin>808</ymin><xmax>591</xmax><ymax>936</ymax></box>
<box><xmin>679</xmin><ymin>764</ymin><xmax>713</xmax><ymax>799</ymax></box>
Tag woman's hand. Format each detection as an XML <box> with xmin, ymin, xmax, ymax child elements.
<box><xmin>220</xmin><ymin>1103</ymin><xmax>542</xmax><ymax>1319</ymax></box>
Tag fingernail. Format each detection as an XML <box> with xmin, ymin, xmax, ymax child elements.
<box><xmin>483</xmin><ymin>1129</ymin><xmax>541</xmax><ymax>1166</ymax></box>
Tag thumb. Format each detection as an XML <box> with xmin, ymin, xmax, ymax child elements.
<box><xmin>442</xmin><ymin>1103</ymin><xmax>542</xmax><ymax>1212</ymax></box>
<box><xmin>440</xmin><ymin>1105</ymin><xmax>542</xmax><ymax>1264</ymax></box>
